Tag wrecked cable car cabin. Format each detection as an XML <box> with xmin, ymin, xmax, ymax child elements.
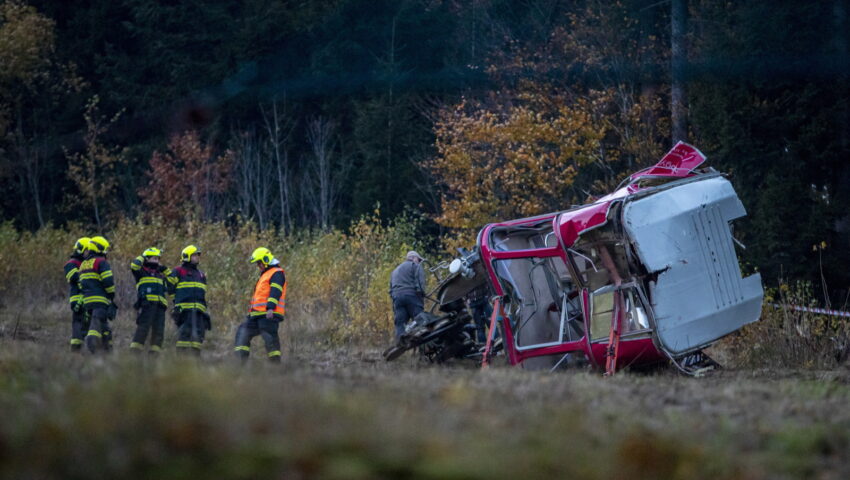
<box><xmin>473</xmin><ymin>142</ymin><xmax>764</xmax><ymax>374</ymax></box>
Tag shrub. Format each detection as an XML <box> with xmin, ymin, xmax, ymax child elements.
<box><xmin>720</xmin><ymin>281</ymin><xmax>850</xmax><ymax>369</ymax></box>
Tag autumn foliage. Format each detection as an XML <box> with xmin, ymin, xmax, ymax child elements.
<box><xmin>427</xmin><ymin>1</ymin><xmax>670</xmax><ymax>250</ymax></box>
<box><xmin>429</xmin><ymin>95</ymin><xmax>606</xmax><ymax>248</ymax></box>
<box><xmin>139</xmin><ymin>131</ymin><xmax>232</xmax><ymax>223</ymax></box>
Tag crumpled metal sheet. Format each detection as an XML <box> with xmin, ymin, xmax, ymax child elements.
<box><xmin>623</xmin><ymin>176</ymin><xmax>763</xmax><ymax>355</ymax></box>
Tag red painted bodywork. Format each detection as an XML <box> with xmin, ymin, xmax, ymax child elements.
<box><xmin>629</xmin><ymin>141</ymin><xmax>706</xmax><ymax>181</ymax></box>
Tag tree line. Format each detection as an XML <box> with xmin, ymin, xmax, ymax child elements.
<box><xmin>0</xmin><ymin>0</ymin><xmax>848</xmax><ymax>300</ymax></box>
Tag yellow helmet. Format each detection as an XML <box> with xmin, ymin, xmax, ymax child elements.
<box><xmin>74</xmin><ymin>237</ymin><xmax>91</xmax><ymax>255</ymax></box>
<box><xmin>250</xmin><ymin>247</ymin><xmax>273</xmax><ymax>266</ymax></box>
<box><xmin>181</xmin><ymin>245</ymin><xmax>201</xmax><ymax>262</ymax></box>
<box><xmin>142</xmin><ymin>247</ymin><xmax>162</xmax><ymax>258</ymax></box>
<box><xmin>88</xmin><ymin>236</ymin><xmax>110</xmax><ymax>254</ymax></box>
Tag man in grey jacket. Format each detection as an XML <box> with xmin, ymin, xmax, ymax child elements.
<box><xmin>389</xmin><ymin>251</ymin><xmax>426</xmax><ymax>341</ymax></box>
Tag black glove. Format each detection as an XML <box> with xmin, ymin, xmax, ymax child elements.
<box><xmin>107</xmin><ymin>303</ymin><xmax>118</xmax><ymax>320</ymax></box>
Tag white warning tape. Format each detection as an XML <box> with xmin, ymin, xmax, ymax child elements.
<box><xmin>770</xmin><ymin>304</ymin><xmax>850</xmax><ymax>318</ymax></box>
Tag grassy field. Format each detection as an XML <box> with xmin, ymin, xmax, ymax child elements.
<box><xmin>1</xmin><ymin>305</ymin><xmax>849</xmax><ymax>480</ymax></box>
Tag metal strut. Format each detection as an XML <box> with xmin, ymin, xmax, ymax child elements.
<box><xmin>481</xmin><ymin>297</ymin><xmax>503</xmax><ymax>368</ymax></box>
<box><xmin>604</xmin><ymin>290</ymin><xmax>625</xmax><ymax>376</ymax></box>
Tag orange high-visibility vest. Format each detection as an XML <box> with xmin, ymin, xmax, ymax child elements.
<box><xmin>249</xmin><ymin>266</ymin><xmax>287</xmax><ymax>316</ymax></box>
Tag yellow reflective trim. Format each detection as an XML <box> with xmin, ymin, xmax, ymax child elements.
<box><xmin>70</xmin><ymin>338</ymin><xmax>83</xmax><ymax>345</ymax></box>
<box><xmin>137</xmin><ymin>277</ymin><xmax>164</xmax><ymax>285</ymax></box>
<box><xmin>176</xmin><ymin>303</ymin><xmax>206</xmax><ymax>312</ymax></box>
<box><xmin>80</xmin><ymin>273</ymin><xmax>100</xmax><ymax>280</ymax></box>
<box><xmin>100</xmin><ymin>271</ymin><xmax>113</xmax><ymax>279</ymax></box>
<box><xmin>176</xmin><ymin>341</ymin><xmax>193</xmax><ymax>348</ymax></box>
<box><xmin>65</xmin><ymin>269</ymin><xmax>77</xmax><ymax>281</ymax></box>
<box><xmin>105</xmin><ymin>286</ymin><xmax>116</xmax><ymax>293</ymax></box>
<box><xmin>191</xmin><ymin>342</ymin><xmax>202</xmax><ymax>349</ymax></box>
<box><xmin>150</xmin><ymin>345</ymin><xmax>162</xmax><ymax>352</ymax></box>
<box><xmin>86</xmin><ymin>330</ymin><xmax>102</xmax><ymax>338</ymax></box>
<box><xmin>130</xmin><ymin>342</ymin><xmax>144</xmax><ymax>350</ymax></box>
<box><xmin>268</xmin><ymin>350</ymin><xmax>281</xmax><ymax>357</ymax></box>
<box><xmin>83</xmin><ymin>296</ymin><xmax>110</xmax><ymax>304</ymax></box>
<box><xmin>176</xmin><ymin>282</ymin><xmax>206</xmax><ymax>289</ymax></box>
<box><xmin>267</xmin><ymin>298</ymin><xmax>279</xmax><ymax>305</ymax></box>
<box><xmin>69</xmin><ymin>295</ymin><xmax>83</xmax><ymax>302</ymax></box>
<box><xmin>249</xmin><ymin>311</ymin><xmax>267</xmax><ymax>317</ymax></box>
<box><xmin>270</xmin><ymin>282</ymin><xmax>283</xmax><ymax>290</ymax></box>
<box><xmin>234</xmin><ymin>346</ymin><xmax>250</xmax><ymax>352</ymax></box>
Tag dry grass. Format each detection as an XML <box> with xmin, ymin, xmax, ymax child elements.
<box><xmin>1</xmin><ymin>304</ymin><xmax>850</xmax><ymax>479</ymax></box>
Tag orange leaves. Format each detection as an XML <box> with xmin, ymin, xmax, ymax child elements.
<box><xmin>429</xmin><ymin>95</ymin><xmax>605</xmax><ymax>249</ymax></box>
<box><xmin>139</xmin><ymin>131</ymin><xmax>232</xmax><ymax>223</ymax></box>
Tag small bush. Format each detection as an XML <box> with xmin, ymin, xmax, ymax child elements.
<box><xmin>720</xmin><ymin>281</ymin><xmax>850</xmax><ymax>369</ymax></box>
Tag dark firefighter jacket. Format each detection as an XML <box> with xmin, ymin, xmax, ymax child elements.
<box><xmin>249</xmin><ymin>266</ymin><xmax>286</xmax><ymax>318</ymax></box>
<box><xmin>130</xmin><ymin>256</ymin><xmax>171</xmax><ymax>308</ymax></box>
<box><xmin>168</xmin><ymin>262</ymin><xmax>208</xmax><ymax>313</ymax></box>
<box><xmin>78</xmin><ymin>254</ymin><xmax>115</xmax><ymax>307</ymax></box>
<box><xmin>64</xmin><ymin>254</ymin><xmax>84</xmax><ymax>305</ymax></box>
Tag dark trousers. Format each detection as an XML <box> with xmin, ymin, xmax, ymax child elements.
<box><xmin>234</xmin><ymin>316</ymin><xmax>282</xmax><ymax>361</ymax></box>
<box><xmin>131</xmin><ymin>303</ymin><xmax>166</xmax><ymax>352</ymax></box>
<box><xmin>70</xmin><ymin>308</ymin><xmax>86</xmax><ymax>350</ymax></box>
<box><xmin>469</xmin><ymin>299</ymin><xmax>494</xmax><ymax>343</ymax></box>
<box><xmin>392</xmin><ymin>294</ymin><xmax>423</xmax><ymax>340</ymax></box>
<box><xmin>176</xmin><ymin>310</ymin><xmax>207</xmax><ymax>353</ymax></box>
<box><xmin>85</xmin><ymin>306</ymin><xmax>110</xmax><ymax>353</ymax></box>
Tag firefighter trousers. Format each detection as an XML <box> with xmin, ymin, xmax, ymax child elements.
<box><xmin>131</xmin><ymin>303</ymin><xmax>165</xmax><ymax>353</ymax></box>
<box><xmin>176</xmin><ymin>309</ymin><xmax>207</xmax><ymax>354</ymax></box>
<box><xmin>234</xmin><ymin>316</ymin><xmax>282</xmax><ymax>361</ymax></box>
<box><xmin>70</xmin><ymin>308</ymin><xmax>86</xmax><ymax>350</ymax></box>
<box><xmin>85</xmin><ymin>306</ymin><xmax>111</xmax><ymax>353</ymax></box>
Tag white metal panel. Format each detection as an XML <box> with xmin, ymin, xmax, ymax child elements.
<box><xmin>623</xmin><ymin>176</ymin><xmax>763</xmax><ymax>355</ymax></box>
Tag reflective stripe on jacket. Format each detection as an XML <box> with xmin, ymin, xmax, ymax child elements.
<box><xmin>79</xmin><ymin>255</ymin><xmax>114</xmax><ymax>306</ymax></box>
<box><xmin>168</xmin><ymin>263</ymin><xmax>207</xmax><ymax>313</ymax></box>
<box><xmin>64</xmin><ymin>256</ymin><xmax>83</xmax><ymax>304</ymax></box>
<box><xmin>130</xmin><ymin>256</ymin><xmax>170</xmax><ymax>307</ymax></box>
<box><xmin>249</xmin><ymin>266</ymin><xmax>286</xmax><ymax>317</ymax></box>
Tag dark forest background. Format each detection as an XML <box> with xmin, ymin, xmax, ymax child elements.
<box><xmin>1</xmin><ymin>0</ymin><xmax>848</xmax><ymax>303</ymax></box>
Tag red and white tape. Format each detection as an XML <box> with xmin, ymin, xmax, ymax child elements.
<box><xmin>770</xmin><ymin>303</ymin><xmax>850</xmax><ymax>318</ymax></box>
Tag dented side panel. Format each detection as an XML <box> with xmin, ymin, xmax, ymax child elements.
<box><xmin>622</xmin><ymin>176</ymin><xmax>763</xmax><ymax>356</ymax></box>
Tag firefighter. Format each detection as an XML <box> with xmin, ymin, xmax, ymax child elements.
<box><xmin>129</xmin><ymin>247</ymin><xmax>170</xmax><ymax>354</ymax></box>
<box><xmin>78</xmin><ymin>236</ymin><xmax>116</xmax><ymax>353</ymax></box>
<box><xmin>234</xmin><ymin>247</ymin><xmax>287</xmax><ymax>363</ymax></box>
<box><xmin>168</xmin><ymin>245</ymin><xmax>209</xmax><ymax>355</ymax></box>
<box><xmin>63</xmin><ymin>237</ymin><xmax>90</xmax><ymax>351</ymax></box>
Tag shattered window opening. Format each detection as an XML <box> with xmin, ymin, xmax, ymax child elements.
<box><xmin>493</xmin><ymin>256</ymin><xmax>582</xmax><ymax>350</ymax></box>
